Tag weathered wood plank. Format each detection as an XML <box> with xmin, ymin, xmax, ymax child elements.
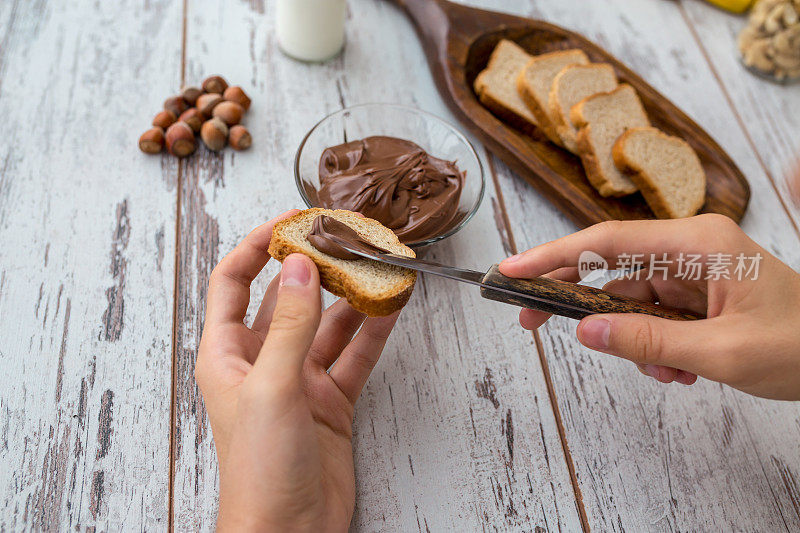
<box><xmin>172</xmin><ymin>0</ymin><xmax>583</xmax><ymax>531</ymax></box>
<box><xmin>0</xmin><ymin>0</ymin><xmax>181</xmax><ymax>530</ymax></box>
<box><xmin>480</xmin><ymin>0</ymin><xmax>800</xmax><ymax>530</ymax></box>
<box><xmin>679</xmin><ymin>0</ymin><xmax>800</xmax><ymax>233</ymax></box>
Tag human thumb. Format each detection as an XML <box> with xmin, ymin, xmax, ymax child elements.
<box><xmin>252</xmin><ymin>253</ymin><xmax>321</xmax><ymax>381</ymax></box>
<box><xmin>576</xmin><ymin>313</ymin><xmax>717</xmax><ymax>377</ymax></box>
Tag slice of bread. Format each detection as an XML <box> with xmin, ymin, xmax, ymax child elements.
<box><xmin>474</xmin><ymin>39</ymin><xmax>539</xmax><ymax>135</ymax></box>
<box><xmin>570</xmin><ymin>84</ymin><xmax>650</xmax><ymax>197</ymax></box>
<box><xmin>548</xmin><ymin>63</ymin><xmax>618</xmax><ymax>153</ymax></box>
<box><xmin>516</xmin><ymin>49</ymin><xmax>589</xmax><ymax>146</ymax></box>
<box><xmin>268</xmin><ymin>208</ymin><xmax>417</xmax><ymax>317</ymax></box>
<box><xmin>612</xmin><ymin>127</ymin><xmax>707</xmax><ymax>218</ymax></box>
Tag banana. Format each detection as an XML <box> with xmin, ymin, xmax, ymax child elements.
<box><xmin>705</xmin><ymin>0</ymin><xmax>755</xmax><ymax>13</ymax></box>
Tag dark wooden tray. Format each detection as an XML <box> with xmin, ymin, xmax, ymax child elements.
<box><xmin>391</xmin><ymin>0</ymin><xmax>750</xmax><ymax>226</ymax></box>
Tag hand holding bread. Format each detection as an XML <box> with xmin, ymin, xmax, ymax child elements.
<box><xmin>196</xmin><ymin>210</ymin><xmax>403</xmax><ymax>531</ymax></box>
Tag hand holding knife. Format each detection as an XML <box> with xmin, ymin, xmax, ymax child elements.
<box><xmin>337</xmin><ymin>244</ymin><xmax>702</xmax><ymax>321</ymax></box>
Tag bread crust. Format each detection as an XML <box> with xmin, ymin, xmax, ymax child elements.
<box><xmin>476</xmin><ymin>89</ymin><xmax>540</xmax><ymax>137</ymax></box>
<box><xmin>268</xmin><ymin>209</ymin><xmax>417</xmax><ymax>317</ymax></box>
<box><xmin>612</xmin><ymin>127</ymin><xmax>706</xmax><ymax>218</ymax></box>
<box><xmin>473</xmin><ymin>39</ymin><xmax>541</xmax><ymax>137</ymax></box>
<box><xmin>574</xmin><ymin>124</ymin><xmax>636</xmax><ymax>197</ymax></box>
<box><xmin>515</xmin><ymin>50</ymin><xmax>589</xmax><ymax>146</ymax></box>
<box><xmin>517</xmin><ymin>65</ymin><xmax>564</xmax><ymax>145</ymax></box>
<box><xmin>548</xmin><ymin>63</ymin><xmax>617</xmax><ymax>154</ymax></box>
<box><xmin>571</xmin><ymin>84</ymin><xmax>646</xmax><ymax>197</ymax></box>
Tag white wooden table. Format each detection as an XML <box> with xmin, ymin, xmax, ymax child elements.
<box><xmin>2</xmin><ymin>0</ymin><xmax>799</xmax><ymax>531</ymax></box>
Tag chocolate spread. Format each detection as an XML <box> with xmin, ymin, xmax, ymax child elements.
<box><xmin>314</xmin><ymin>136</ymin><xmax>465</xmax><ymax>243</ymax></box>
<box><xmin>306</xmin><ymin>215</ymin><xmax>393</xmax><ymax>260</ymax></box>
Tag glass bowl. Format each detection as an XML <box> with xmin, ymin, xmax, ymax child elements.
<box><xmin>294</xmin><ymin>103</ymin><xmax>485</xmax><ymax>249</ymax></box>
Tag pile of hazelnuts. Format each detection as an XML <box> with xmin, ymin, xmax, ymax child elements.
<box><xmin>138</xmin><ymin>75</ymin><xmax>252</xmax><ymax>157</ymax></box>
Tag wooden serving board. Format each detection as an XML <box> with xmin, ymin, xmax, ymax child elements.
<box><xmin>392</xmin><ymin>0</ymin><xmax>750</xmax><ymax>226</ymax></box>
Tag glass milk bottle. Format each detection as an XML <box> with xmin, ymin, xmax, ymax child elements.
<box><xmin>276</xmin><ymin>0</ymin><xmax>347</xmax><ymax>62</ymax></box>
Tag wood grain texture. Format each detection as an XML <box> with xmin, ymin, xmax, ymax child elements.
<box><xmin>481</xmin><ymin>265</ymin><xmax>701</xmax><ymax>321</ymax></box>
<box><xmin>678</xmin><ymin>0</ymin><xmax>800</xmax><ymax>234</ymax></box>
<box><xmin>171</xmin><ymin>1</ymin><xmax>581</xmax><ymax>531</ymax></box>
<box><xmin>479</xmin><ymin>0</ymin><xmax>800</xmax><ymax>530</ymax></box>
<box><xmin>0</xmin><ymin>0</ymin><xmax>181</xmax><ymax>529</ymax></box>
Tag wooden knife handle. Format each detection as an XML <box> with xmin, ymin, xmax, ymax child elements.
<box><xmin>480</xmin><ymin>265</ymin><xmax>702</xmax><ymax>321</ymax></box>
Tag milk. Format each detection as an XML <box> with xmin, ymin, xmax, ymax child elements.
<box><xmin>276</xmin><ymin>0</ymin><xmax>346</xmax><ymax>62</ymax></box>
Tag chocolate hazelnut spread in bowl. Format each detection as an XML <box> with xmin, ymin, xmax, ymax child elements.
<box><xmin>295</xmin><ymin>103</ymin><xmax>484</xmax><ymax>249</ymax></box>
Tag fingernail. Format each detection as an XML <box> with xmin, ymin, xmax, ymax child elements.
<box><xmin>503</xmin><ymin>253</ymin><xmax>522</xmax><ymax>263</ymax></box>
<box><xmin>643</xmin><ymin>364</ymin><xmax>660</xmax><ymax>380</ymax></box>
<box><xmin>280</xmin><ymin>255</ymin><xmax>310</xmax><ymax>287</ymax></box>
<box><xmin>579</xmin><ymin>318</ymin><xmax>610</xmax><ymax>350</ymax></box>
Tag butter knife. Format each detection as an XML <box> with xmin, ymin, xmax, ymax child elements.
<box><xmin>338</xmin><ymin>245</ymin><xmax>702</xmax><ymax>321</ymax></box>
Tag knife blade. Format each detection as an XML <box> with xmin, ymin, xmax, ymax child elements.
<box><xmin>336</xmin><ymin>243</ymin><xmax>702</xmax><ymax>321</ymax></box>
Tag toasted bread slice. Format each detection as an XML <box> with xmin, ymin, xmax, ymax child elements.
<box><xmin>570</xmin><ymin>84</ymin><xmax>650</xmax><ymax>197</ymax></box>
<box><xmin>516</xmin><ymin>49</ymin><xmax>589</xmax><ymax>145</ymax></box>
<box><xmin>268</xmin><ymin>208</ymin><xmax>417</xmax><ymax>317</ymax></box>
<box><xmin>612</xmin><ymin>127</ymin><xmax>706</xmax><ymax>218</ymax></box>
<box><xmin>549</xmin><ymin>63</ymin><xmax>618</xmax><ymax>154</ymax></box>
<box><xmin>474</xmin><ymin>39</ymin><xmax>539</xmax><ymax>135</ymax></box>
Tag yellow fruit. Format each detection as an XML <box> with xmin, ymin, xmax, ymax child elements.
<box><xmin>704</xmin><ymin>0</ymin><xmax>755</xmax><ymax>13</ymax></box>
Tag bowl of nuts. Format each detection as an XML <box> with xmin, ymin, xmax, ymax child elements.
<box><xmin>738</xmin><ymin>0</ymin><xmax>800</xmax><ymax>84</ymax></box>
<box><xmin>138</xmin><ymin>75</ymin><xmax>253</xmax><ymax>157</ymax></box>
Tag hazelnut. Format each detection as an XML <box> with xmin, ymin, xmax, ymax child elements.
<box><xmin>229</xmin><ymin>125</ymin><xmax>252</xmax><ymax>151</ymax></box>
<box><xmin>200</xmin><ymin>118</ymin><xmax>229</xmax><ymax>151</ymax></box>
<box><xmin>196</xmin><ymin>93</ymin><xmax>223</xmax><ymax>117</ymax></box>
<box><xmin>139</xmin><ymin>127</ymin><xmax>165</xmax><ymax>154</ymax></box>
<box><xmin>179</xmin><ymin>107</ymin><xmax>203</xmax><ymax>133</ymax></box>
<box><xmin>152</xmin><ymin>110</ymin><xmax>177</xmax><ymax>129</ymax></box>
<box><xmin>222</xmin><ymin>86</ymin><xmax>251</xmax><ymax>111</ymax></box>
<box><xmin>181</xmin><ymin>86</ymin><xmax>203</xmax><ymax>106</ymax></box>
<box><xmin>165</xmin><ymin>122</ymin><xmax>197</xmax><ymax>157</ymax></box>
<box><xmin>212</xmin><ymin>101</ymin><xmax>244</xmax><ymax>126</ymax></box>
<box><xmin>202</xmin><ymin>75</ymin><xmax>229</xmax><ymax>94</ymax></box>
<box><xmin>164</xmin><ymin>95</ymin><xmax>188</xmax><ymax>117</ymax></box>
